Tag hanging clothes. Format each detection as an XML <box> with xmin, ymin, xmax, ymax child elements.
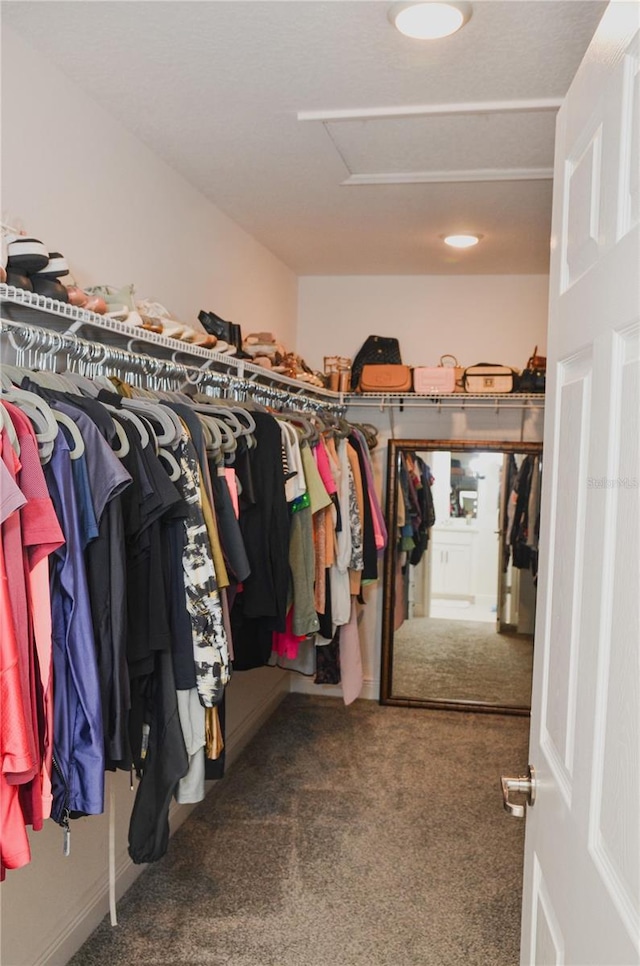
<box><xmin>1</xmin><ymin>344</ymin><xmax>388</xmax><ymax>875</ymax></box>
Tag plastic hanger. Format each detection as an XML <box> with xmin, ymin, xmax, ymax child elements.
<box><xmin>195</xmin><ymin>413</ymin><xmax>224</xmax><ymax>454</ymax></box>
<box><xmin>0</xmin><ymin>401</ymin><xmax>20</xmax><ymax>455</ymax></box>
<box><xmin>121</xmin><ymin>399</ymin><xmax>181</xmax><ymax>446</ymax></box>
<box><xmin>115</xmin><ymin>408</ymin><xmax>151</xmax><ymax>449</ymax></box>
<box><xmin>158</xmin><ymin>448</ymin><xmax>181</xmax><ymax>482</ymax></box>
<box><xmin>53</xmin><ymin>411</ymin><xmax>85</xmax><ymax>460</ymax></box>
<box><xmin>62</xmin><ymin>370</ymin><xmax>102</xmax><ymax>397</ymax></box>
<box><xmin>109</xmin><ymin>416</ymin><xmax>131</xmax><ymax>459</ymax></box>
<box><xmin>1</xmin><ymin>386</ymin><xmax>59</xmax><ymax>444</ymax></box>
<box><xmin>213</xmin><ymin>416</ymin><xmax>237</xmax><ymax>454</ymax></box>
<box><xmin>194</xmin><ymin>400</ymin><xmax>257</xmax><ymax>448</ymax></box>
<box><xmin>278</xmin><ymin>412</ymin><xmax>318</xmax><ymax>444</ymax></box>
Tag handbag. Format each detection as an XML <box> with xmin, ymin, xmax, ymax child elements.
<box><xmin>517</xmin><ymin>346</ymin><xmax>546</xmax><ymax>393</ymax></box>
<box><xmin>462</xmin><ymin>363</ymin><xmax>517</xmax><ymax>393</ymax></box>
<box><xmin>359</xmin><ymin>364</ymin><xmax>413</xmax><ymax>393</ymax></box>
<box><xmin>351</xmin><ymin>335</ymin><xmax>402</xmax><ymax>390</ymax></box>
<box><xmin>413</xmin><ymin>355</ymin><xmax>465</xmax><ymax>394</ymax></box>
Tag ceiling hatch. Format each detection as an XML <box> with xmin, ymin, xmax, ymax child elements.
<box><xmin>319</xmin><ymin>108</ymin><xmax>557</xmax><ymax>185</ymax></box>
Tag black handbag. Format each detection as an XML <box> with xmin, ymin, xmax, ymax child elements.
<box><xmin>350</xmin><ymin>335</ymin><xmax>402</xmax><ymax>390</ymax></box>
<box><xmin>518</xmin><ymin>368</ymin><xmax>546</xmax><ymax>393</ymax></box>
<box><xmin>517</xmin><ymin>346</ymin><xmax>546</xmax><ymax>393</ymax></box>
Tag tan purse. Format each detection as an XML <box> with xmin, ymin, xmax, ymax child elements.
<box><xmin>462</xmin><ymin>363</ymin><xmax>517</xmax><ymax>393</ymax></box>
<box><xmin>359</xmin><ymin>364</ymin><xmax>413</xmax><ymax>393</ymax></box>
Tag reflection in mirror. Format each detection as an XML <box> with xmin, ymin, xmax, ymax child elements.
<box><xmin>381</xmin><ymin>439</ymin><xmax>543</xmax><ymax>715</ymax></box>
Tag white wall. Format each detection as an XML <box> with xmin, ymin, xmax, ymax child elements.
<box><xmin>297</xmin><ymin>275</ymin><xmax>549</xmax><ymax>374</ymax></box>
<box><xmin>1</xmin><ymin>26</ymin><xmax>298</xmax><ymax>345</ymax></box>
<box><xmin>1</xmin><ymin>25</ymin><xmax>295</xmax><ymax>966</ymax></box>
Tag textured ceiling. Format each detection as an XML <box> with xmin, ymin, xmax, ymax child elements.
<box><xmin>2</xmin><ymin>1</ymin><xmax>607</xmax><ymax>275</ymax></box>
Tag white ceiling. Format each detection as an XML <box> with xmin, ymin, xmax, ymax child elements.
<box><xmin>3</xmin><ymin>1</ymin><xmax>607</xmax><ymax>275</ymax></box>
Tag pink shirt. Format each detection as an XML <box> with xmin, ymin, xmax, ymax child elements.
<box><xmin>4</xmin><ymin>406</ymin><xmax>65</xmax><ymax>826</ymax></box>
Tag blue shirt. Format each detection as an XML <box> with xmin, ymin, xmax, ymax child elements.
<box><xmin>45</xmin><ymin>431</ymin><xmax>105</xmax><ymax>822</ymax></box>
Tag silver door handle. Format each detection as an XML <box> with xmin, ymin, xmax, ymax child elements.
<box><xmin>501</xmin><ymin>764</ymin><xmax>536</xmax><ymax>817</ymax></box>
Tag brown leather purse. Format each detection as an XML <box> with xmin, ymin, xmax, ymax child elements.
<box><xmin>527</xmin><ymin>346</ymin><xmax>547</xmax><ymax>370</ymax></box>
<box><xmin>358</xmin><ymin>364</ymin><xmax>413</xmax><ymax>393</ymax></box>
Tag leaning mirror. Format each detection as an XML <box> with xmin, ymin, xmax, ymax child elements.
<box><xmin>380</xmin><ymin>439</ymin><xmax>543</xmax><ymax>715</ymax></box>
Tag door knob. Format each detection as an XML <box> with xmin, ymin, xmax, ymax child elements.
<box><xmin>501</xmin><ymin>764</ymin><xmax>536</xmax><ymax>817</ymax></box>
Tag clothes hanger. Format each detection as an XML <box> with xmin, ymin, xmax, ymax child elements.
<box><xmin>199</xmin><ymin>400</ymin><xmax>258</xmax><ymax>447</ymax></box>
<box><xmin>61</xmin><ymin>369</ymin><xmax>136</xmax><ymax>457</ymax></box>
<box><xmin>277</xmin><ymin>412</ymin><xmax>318</xmax><ymax>445</ymax></box>
<box><xmin>194</xmin><ymin>412</ymin><xmax>224</xmax><ymax>454</ymax></box>
<box><xmin>1</xmin><ymin>386</ymin><xmax>59</xmax><ymax>444</ymax></box>
<box><xmin>53</xmin><ymin>411</ymin><xmax>85</xmax><ymax>460</ymax></box>
<box><xmin>158</xmin><ymin>448</ymin><xmax>181</xmax><ymax>482</ymax></box>
<box><xmin>62</xmin><ymin>370</ymin><xmax>102</xmax><ymax>398</ymax></box>
<box><xmin>109</xmin><ymin>416</ymin><xmax>131</xmax><ymax>459</ymax></box>
<box><xmin>0</xmin><ymin>401</ymin><xmax>21</xmax><ymax>455</ymax></box>
<box><xmin>120</xmin><ymin>398</ymin><xmax>181</xmax><ymax>447</ymax></box>
<box><xmin>113</xmin><ymin>408</ymin><xmax>150</xmax><ymax>449</ymax></box>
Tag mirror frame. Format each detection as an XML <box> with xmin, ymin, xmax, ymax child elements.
<box><xmin>380</xmin><ymin>438</ymin><xmax>543</xmax><ymax>715</ymax></box>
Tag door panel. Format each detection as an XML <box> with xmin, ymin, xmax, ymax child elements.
<box><xmin>589</xmin><ymin>328</ymin><xmax>639</xmax><ymax>942</ymax></box>
<box><xmin>532</xmin><ymin>857</ymin><xmax>564</xmax><ymax>965</ymax></box>
<box><xmin>520</xmin><ymin>5</ymin><xmax>640</xmax><ymax>964</ymax></box>
<box><xmin>541</xmin><ymin>357</ymin><xmax>591</xmax><ymax>802</ymax></box>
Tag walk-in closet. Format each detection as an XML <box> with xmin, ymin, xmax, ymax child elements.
<box><xmin>2</xmin><ymin>3</ymin><xmax>639</xmax><ymax>965</ymax></box>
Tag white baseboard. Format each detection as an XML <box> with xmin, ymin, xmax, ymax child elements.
<box><xmin>289</xmin><ymin>675</ymin><xmax>379</xmax><ymax>702</ymax></box>
<box><xmin>35</xmin><ymin>851</ymin><xmax>146</xmax><ymax>966</ymax></box>
<box><xmin>37</xmin><ymin>676</ymin><xmax>289</xmax><ymax>966</ymax></box>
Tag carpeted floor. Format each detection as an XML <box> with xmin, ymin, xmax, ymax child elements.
<box><xmin>392</xmin><ymin>618</ymin><xmax>533</xmax><ymax>708</ymax></box>
<box><xmin>69</xmin><ymin>694</ymin><xmax>529</xmax><ymax>966</ymax></box>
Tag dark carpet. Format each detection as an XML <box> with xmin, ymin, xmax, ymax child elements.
<box><xmin>392</xmin><ymin>618</ymin><xmax>533</xmax><ymax>708</ymax></box>
<box><xmin>69</xmin><ymin>694</ymin><xmax>529</xmax><ymax>966</ymax></box>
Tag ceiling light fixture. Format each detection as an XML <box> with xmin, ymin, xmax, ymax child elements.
<box><xmin>389</xmin><ymin>2</ymin><xmax>472</xmax><ymax>40</ymax></box>
<box><xmin>443</xmin><ymin>233</ymin><xmax>481</xmax><ymax>248</ymax></box>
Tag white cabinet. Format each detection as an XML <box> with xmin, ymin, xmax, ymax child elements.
<box><xmin>430</xmin><ymin>528</ymin><xmax>474</xmax><ymax>599</ymax></box>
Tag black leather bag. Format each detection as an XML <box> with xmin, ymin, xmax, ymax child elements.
<box><xmin>518</xmin><ymin>368</ymin><xmax>546</xmax><ymax>393</ymax></box>
<box><xmin>517</xmin><ymin>345</ymin><xmax>546</xmax><ymax>393</ymax></box>
<box><xmin>350</xmin><ymin>335</ymin><xmax>402</xmax><ymax>390</ymax></box>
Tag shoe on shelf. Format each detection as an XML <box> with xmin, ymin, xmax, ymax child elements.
<box><xmin>83</xmin><ymin>295</ymin><xmax>108</xmax><ymax>314</ymax></box>
<box><xmin>137</xmin><ymin>298</ymin><xmax>218</xmax><ymax>347</ymax></box>
<box><xmin>85</xmin><ymin>283</ymin><xmax>137</xmax><ymax>321</ymax></box>
<box><xmin>31</xmin><ymin>275</ymin><xmax>69</xmax><ymax>302</ymax></box>
<box><xmin>33</xmin><ymin>252</ymin><xmax>69</xmax><ymax>280</ymax></box>
<box><xmin>6</xmin><ymin>236</ymin><xmax>49</xmax><ymax>274</ymax></box>
<box><xmin>6</xmin><ymin>271</ymin><xmax>33</xmax><ymax>292</ymax></box>
<box><xmin>65</xmin><ymin>284</ymin><xmax>89</xmax><ymax>307</ymax></box>
<box><xmin>198</xmin><ymin>309</ymin><xmax>231</xmax><ymax>343</ymax></box>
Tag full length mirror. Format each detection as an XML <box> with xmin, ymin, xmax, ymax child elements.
<box><xmin>380</xmin><ymin>439</ymin><xmax>543</xmax><ymax>715</ymax></box>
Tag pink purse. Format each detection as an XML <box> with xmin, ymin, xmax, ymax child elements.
<box><xmin>413</xmin><ymin>355</ymin><xmax>463</xmax><ymax>393</ymax></box>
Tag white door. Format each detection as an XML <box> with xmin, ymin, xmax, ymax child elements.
<box><xmin>517</xmin><ymin>4</ymin><xmax>640</xmax><ymax>964</ymax></box>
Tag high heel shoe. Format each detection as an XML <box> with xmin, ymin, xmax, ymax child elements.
<box><xmin>198</xmin><ymin>309</ymin><xmax>232</xmax><ymax>343</ymax></box>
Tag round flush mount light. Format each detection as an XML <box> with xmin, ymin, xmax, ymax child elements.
<box><xmin>389</xmin><ymin>2</ymin><xmax>472</xmax><ymax>40</ymax></box>
<box><xmin>443</xmin><ymin>233</ymin><xmax>482</xmax><ymax>248</ymax></box>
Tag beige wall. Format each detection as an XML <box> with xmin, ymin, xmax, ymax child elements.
<box><xmin>297</xmin><ymin>274</ymin><xmax>549</xmax><ymax>374</ymax></box>
<box><xmin>1</xmin><ymin>27</ymin><xmax>298</xmax><ymax>347</ymax></box>
<box><xmin>1</xmin><ymin>26</ymin><xmax>295</xmax><ymax>966</ymax></box>
<box><xmin>293</xmin><ymin>274</ymin><xmax>549</xmax><ymax>701</ymax></box>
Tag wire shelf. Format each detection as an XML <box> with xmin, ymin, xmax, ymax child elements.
<box><xmin>0</xmin><ymin>284</ymin><xmax>342</xmax><ymax>404</ymax></box>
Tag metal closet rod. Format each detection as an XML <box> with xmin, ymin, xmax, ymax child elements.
<box><xmin>0</xmin><ymin>318</ymin><xmax>346</xmax><ymax>415</ymax></box>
